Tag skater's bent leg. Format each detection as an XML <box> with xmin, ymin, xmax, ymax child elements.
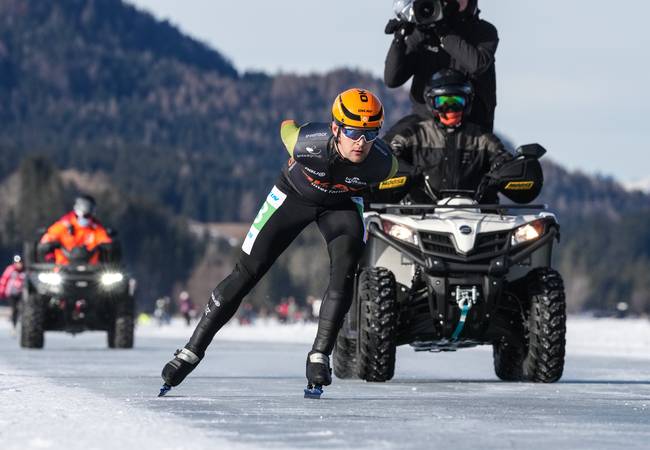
<box><xmin>312</xmin><ymin>234</ymin><xmax>364</xmax><ymax>355</ymax></box>
<box><xmin>184</xmin><ymin>260</ymin><xmax>259</xmax><ymax>357</ymax></box>
<box><xmin>184</xmin><ymin>189</ymin><xmax>314</xmax><ymax>357</ymax></box>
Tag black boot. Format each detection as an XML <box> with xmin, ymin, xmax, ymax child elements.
<box><xmin>306</xmin><ymin>351</ymin><xmax>332</xmax><ymax>387</ymax></box>
<box><xmin>161</xmin><ymin>348</ymin><xmax>202</xmax><ymax>387</ymax></box>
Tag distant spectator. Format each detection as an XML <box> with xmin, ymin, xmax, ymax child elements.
<box><xmin>287</xmin><ymin>296</ymin><xmax>298</xmax><ymax>324</ymax></box>
<box><xmin>178</xmin><ymin>291</ymin><xmax>195</xmax><ymax>326</ymax></box>
<box><xmin>238</xmin><ymin>303</ymin><xmax>256</xmax><ymax>325</ymax></box>
<box><xmin>276</xmin><ymin>298</ymin><xmax>289</xmax><ymax>324</ymax></box>
<box><xmin>154</xmin><ymin>296</ymin><xmax>172</xmax><ymax>326</ymax></box>
<box><xmin>0</xmin><ymin>255</ymin><xmax>25</xmax><ymax>331</ymax></box>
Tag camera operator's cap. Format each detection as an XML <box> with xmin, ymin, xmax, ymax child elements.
<box><xmin>332</xmin><ymin>88</ymin><xmax>384</xmax><ymax>129</ymax></box>
<box><xmin>73</xmin><ymin>194</ymin><xmax>96</xmax><ymax>218</ymax></box>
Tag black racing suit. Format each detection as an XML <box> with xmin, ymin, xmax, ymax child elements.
<box><xmin>384</xmin><ymin>15</ymin><xmax>498</xmax><ymax>132</ymax></box>
<box><xmin>383</xmin><ymin>117</ymin><xmax>512</xmax><ymax>203</ymax></box>
<box><xmin>184</xmin><ymin>122</ymin><xmax>398</xmax><ymax>359</ymax></box>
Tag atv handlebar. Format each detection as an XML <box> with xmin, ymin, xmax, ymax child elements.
<box><xmin>369</xmin><ymin>203</ymin><xmax>548</xmax><ymax>213</ymax></box>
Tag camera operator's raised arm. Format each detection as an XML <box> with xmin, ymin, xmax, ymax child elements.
<box><xmin>437</xmin><ymin>22</ymin><xmax>498</xmax><ymax>76</ymax></box>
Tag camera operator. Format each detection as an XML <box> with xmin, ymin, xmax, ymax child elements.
<box><xmin>385</xmin><ymin>0</ymin><xmax>498</xmax><ymax>132</ymax></box>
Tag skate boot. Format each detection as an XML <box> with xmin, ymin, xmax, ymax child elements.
<box><xmin>304</xmin><ymin>351</ymin><xmax>332</xmax><ymax>399</ymax></box>
<box><xmin>158</xmin><ymin>348</ymin><xmax>202</xmax><ymax>396</ymax></box>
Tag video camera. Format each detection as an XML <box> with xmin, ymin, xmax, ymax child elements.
<box><xmin>393</xmin><ymin>0</ymin><xmax>450</xmax><ymax>26</ymax></box>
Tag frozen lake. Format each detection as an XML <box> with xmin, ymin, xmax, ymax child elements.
<box><xmin>0</xmin><ymin>318</ymin><xmax>649</xmax><ymax>449</ymax></box>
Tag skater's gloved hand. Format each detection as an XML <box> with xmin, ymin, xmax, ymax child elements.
<box><xmin>386</xmin><ymin>19</ymin><xmax>415</xmax><ymax>39</ymax></box>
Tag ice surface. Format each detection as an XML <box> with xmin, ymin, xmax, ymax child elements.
<box><xmin>0</xmin><ymin>316</ymin><xmax>648</xmax><ymax>450</ymax></box>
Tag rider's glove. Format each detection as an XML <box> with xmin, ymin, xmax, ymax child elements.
<box><xmin>490</xmin><ymin>153</ymin><xmax>514</xmax><ymax>174</ymax></box>
<box><xmin>39</xmin><ymin>241</ymin><xmax>61</xmax><ymax>253</ymax></box>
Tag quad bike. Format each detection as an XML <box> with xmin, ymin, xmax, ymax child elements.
<box><xmin>20</xmin><ymin>232</ymin><xmax>135</xmax><ymax>349</ymax></box>
<box><xmin>334</xmin><ymin>144</ymin><xmax>566</xmax><ymax>383</ymax></box>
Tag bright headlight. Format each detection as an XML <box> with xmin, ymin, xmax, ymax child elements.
<box><xmin>38</xmin><ymin>272</ymin><xmax>62</xmax><ymax>285</ymax></box>
<box><xmin>382</xmin><ymin>220</ymin><xmax>419</xmax><ymax>246</ymax></box>
<box><xmin>511</xmin><ymin>220</ymin><xmax>545</xmax><ymax>247</ymax></box>
<box><xmin>101</xmin><ymin>272</ymin><xmax>124</xmax><ymax>286</ymax></box>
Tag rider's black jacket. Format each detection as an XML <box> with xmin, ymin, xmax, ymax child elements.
<box><xmin>384</xmin><ymin>16</ymin><xmax>498</xmax><ymax>132</ymax></box>
<box><xmin>383</xmin><ymin>117</ymin><xmax>512</xmax><ymax>202</ymax></box>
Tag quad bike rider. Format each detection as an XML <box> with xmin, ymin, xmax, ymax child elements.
<box><xmin>332</xmin><ymin>69</ymin><xmax>567</xmax><ymax>383</ymax></box>
<box><xmin>21</xmin><ymin>195</ymin><xmax>134</xmax><ymax>348</ymax></box>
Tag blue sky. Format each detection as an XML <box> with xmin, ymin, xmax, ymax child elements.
<box><xmin>128</xmin><ymin>0</ymin><xmax>649</xmax><ymax>183</ymax></box>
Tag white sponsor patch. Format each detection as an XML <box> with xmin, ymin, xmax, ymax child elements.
<box><xmin>241</xmin><ymin>226</ymin><xmax>260</xmax><ymax>256</ymax></box>
<box><xmin>241</xmin><ymin>186</ymin><xmax>287</xmax><ymax>255</ymax></box>
<box><xmin>267</xmin><ymin>186</ymin><xmax>287</xmax><ymax>209</ymax></box>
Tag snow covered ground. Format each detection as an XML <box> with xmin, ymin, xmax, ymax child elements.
<box><xmin>0</xmin><ymin>315</ymin><xmax>648</xmax><ymax>450</ymax></box>
<box><xmin>138</xmin><ymin>315</ymin><xmax>650</xmax><ymax>359</ymax></box>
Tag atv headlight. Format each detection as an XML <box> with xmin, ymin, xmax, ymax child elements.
<box><xmin>101</xmin><ymin>272</ymin><xmax>124</xmax><ymax>286</ymax></box>
<box><xmin>511</xmin><ymin>220</ymin><xmax>545</xmax><ymax>247</ymax></box>
<box><xmin>382</xmin><ymin>220</ymin><xmax>419</xmax><ymax>246</ymax></box>
<box><xmin>38</xmin><ymin>272</ymin><xmax>62</xmax><ymax>285</ymax></box>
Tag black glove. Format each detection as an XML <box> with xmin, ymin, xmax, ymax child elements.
<box><xmin>442</xmin><ymin>0</ymin><xmax>460</xmax><ymax>18</ymax></box>
<box><xmin>490</xmin><ymin>153</ymin><xmax>514</xmax><ymax>173</ymax></box>
<box><xmin>38</xmin><ymin>241</ymin><xmax>61</xmax><ymax>253</ymax></box>
<box><xmin>36</xmin><ymin>241</ymin><xmax>61</xmax><ymax>261</ymax></box>
<box><xmin>385</xmin><ymin>19</ymin><xmax>415</xmax><ymax>38</ymax></box>
<box><xmin>430</xmin><ymin>19</ymin><xmax>452</xmax><ymax>37</ymax></box>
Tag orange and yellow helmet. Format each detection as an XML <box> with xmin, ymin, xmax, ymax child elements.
<box><xmin>332</xmin><ymin>88</ymin><xmax>384</xmax><ymax>129</ymax></box>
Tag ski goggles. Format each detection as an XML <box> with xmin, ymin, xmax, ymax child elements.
<box><xmin>433</xmin><ymin>95</ymin><xmax>467</xmax><ymax>112</ymax></box>
<box><xmin>340</xmin><ymin>126</ymin><xmax>380</xmax><ymax>143</ymax></box>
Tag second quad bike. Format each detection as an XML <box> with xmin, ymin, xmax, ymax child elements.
<box><xmin>20</xmin><ymin>232</ymin><xmax>135</xmax><ymax>349</ymax></box>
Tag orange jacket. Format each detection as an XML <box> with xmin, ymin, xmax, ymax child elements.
<box><xmin>40</xmin><ymin>212</ymin><xmax>112</xmax><ymax>265</ymax></box>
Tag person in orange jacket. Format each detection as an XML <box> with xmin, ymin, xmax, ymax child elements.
<box><xmin>38</xmin><ymin>195</ymin><xmax>112</xmax><ymax>265</ymax></box>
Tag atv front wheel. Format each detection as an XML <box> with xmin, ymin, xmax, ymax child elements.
<box><xmin>357</xmin><ymin>267</ymin><xmax>398</xmax><ymax>382</ymax></box>
<box><xmin>523</xmin><ymin>268</ymin><xmax>566</xmax><ymax>382</ymax></box>
<box><xmin>21</xmin><ymin>294</ymin><xmax>45</xmax><ymax>348</ymax></box>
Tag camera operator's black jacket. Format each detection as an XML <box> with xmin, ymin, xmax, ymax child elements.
<box><xmin>385</xmin><ymin>18</ymin><xmax>498</xmax><ymax>131</ymax></box>
<box><xmin>383</xmin><ymin>117</ymin><xmax>512</xmax><ymax>202</ymax></box>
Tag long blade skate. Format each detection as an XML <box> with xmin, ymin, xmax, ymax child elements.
<box><xmin>304</xmin><ymin>383</ymin><xmax>324</xmax><ymax>399</ymax></box>
<box><xmin>158</xmin><ymin>383</ymin><xmax>172</xmax><ymax>397</ymax></box>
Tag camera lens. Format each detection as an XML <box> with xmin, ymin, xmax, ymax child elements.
<box><xmin>414</xmin><ymin>0</ymin><xmax>443</xmax><ymax>25</ymax></box>
<box><xmin>419</xmin><ymin>5</ymin><xmax>433</xmax><ymax>17</ymax></box>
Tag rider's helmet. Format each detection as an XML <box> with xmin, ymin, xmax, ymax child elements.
<box><xmin>73</xmin><ymin>194</ymin><xmax>96</xmax><ymax>227</ymax></box>
<box><xmin>423</xmin><ymin>69</ymin><xmax>473</xmax><ymax>129</ymax></box>
<box><xmin>332</xmin><ymin>88</ymin><xmax>384</xmax><ymax>129</ymax></box>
